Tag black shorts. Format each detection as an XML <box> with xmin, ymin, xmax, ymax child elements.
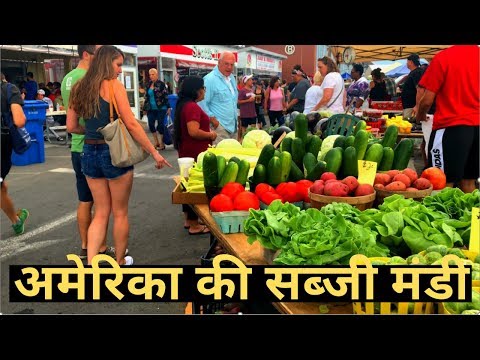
<box><xmin>241</xmin><ymin>117</ymin><xmax>257</xmax><ymax>128</ymax></box>
<box><xmin>1</xmin><ymin>132</ymin><xmax>12</xmax><ymax>183</ymax></box>
<box><xmin>427</xmin><ymin>125</ymin><xmax>479</xmax><ymax>183</ymax></box>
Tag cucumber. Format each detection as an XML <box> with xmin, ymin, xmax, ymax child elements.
<box><xmin>342</xmin><ymin>146</ymin><xmax>358</xmax><ymax>177</ymax></box>
<box><xmin>392</xmin><ymin>139</ymin><xmax>414</xmax><ymax>170</ymax></box>
<box><xmin>218</xmin><ymin>161</ymin><xmax>239</xmax><ymax>187</ymax></box>
<box><xmin>306</xmin><ymin>160</ymin><xmax>327</xmax><ymax>181</ymax></box>
<box><xmin>235</xmin><ymin>159</ymin><xmax>250</xmax><ymax>186</ymax></box>
<box><xmin>382</xmin><ymin>125</ymin><xmax>399</xmax><ymax>149</ymax></box>
<box><xmin>279</xmin><ymin>151</ymin><xmax>292</xmax><ymax>183</ymax></box>
<box><xmin>229</xmin><ymin>156</ymin><xmax>241</xmax><ymax>165</ymax></box>
<box><xmin>379</xmin><ymin>147</ymin><xmax>394</xmax><ymax>171</ymax></box>
<box><xmin>280</xmin><ymin>137</ymin><xmax>292</xmax><ymax>153</ymax></box>
<box><xmin>324</xmin><ymin>147</ymin><xmax>343</xmax><ymax>175</ymax></box>
<box><xmin>294</xmin><ymin>113</ymin><xmax>308</xmax><ymax>146</ymax></box>
<box><xmin>288</xmin><ymin>161</ymin><xmax>305</xmax><ymax>181</ymax></box>
<box><xmin>306</xmin><ymin>135</ymin><xmax>322</xmax><ymax>159</ymax></box>
<box><xmin>333</xmin><ymin>135</ymin><xmax>346</xmax><ymax>149</ymax></box>
<box><xmin>267</xmin><ymin>156</ymin><xmax>282</xmax><ymax>186</ymax></box>
<box><xmin>344</xmin><ymin>135</ymin><xmax>355</xmax><ymax>148</ymax></box>
<box><xmin>303</xmin><ymin>152</ymin><xmax>318</xmax><ymax>177</ymax></box>
<box><xmin>364</xmin><ymin>143</ymin><xmax>384</xmax><ymax>165</ymax></box>
<box><xmin>202</xmin><ymin>152</ymin><xmax>218</xmax><ymax>187</ymax></box>
<box><xmin>257</xmin><ymin>144</ymin><xmax>275</xmax><ymax>168</ymax></box>
<box><xmin>354</xmin><ymin>120</ymin><xmax>367</xmax><ymax>135</ymax></box>
<box><xmin>291</xmin><ymin>137</ymin><xmax>305</xmax><ymax>170</ymax></box>
<box><xmin>353</xmin><ymin>129</ymin><xmax>369</xmax><ymax>160</ymax></box>
<box><xmin>216</xmin><ymin>155</ymin><xmax>226</xmax><ymax>184</ymax></box>
<box><xmin>252</xmin><ymin>164</ymin><xmax>266</xmax><ymax>184</ymax></box>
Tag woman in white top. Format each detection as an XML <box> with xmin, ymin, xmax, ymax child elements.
<box><xmin>303</xmin><ymin>71</ymin><xmax>324</xmax><ymax>114</ymax></box>
<box><xmin>311</xmin><ymin>56</ymin><xmax>346</xmax><ymax>114</ymax></box>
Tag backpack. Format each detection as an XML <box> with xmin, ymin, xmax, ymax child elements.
<box><xmin>1</xmin><ymin>83</ymin><xmax>32</xmax><ymax>154</ymax></box>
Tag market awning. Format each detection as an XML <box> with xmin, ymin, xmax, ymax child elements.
<box><xmin>176</xmin><ymin>59</ymin><xmax>216</xmax><ymax>69</ymax></box>
<box><xmin>328</xmin><ymin>45</ymin><xmax>451</xmax><ymax>63</ymax></box>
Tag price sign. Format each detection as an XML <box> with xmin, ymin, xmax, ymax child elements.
<box><xmin>357</xmin><ymin>160</ymin><xmax>377</xmax><ymax>186</ymax></box>
<box><xmin>470</xmin><ymin>207</ymin><xmax>480</xmax><ymax>254</ymax></box>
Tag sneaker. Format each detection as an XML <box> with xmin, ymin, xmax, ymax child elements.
<box><xmin>124</xmin><ymin>256</ymin><xmax>134</xmax><ymax>266</ymax></box>
<box><xmin>79</xmin><ymin>248</ymin><xmax>87</xmax><ymax>260</ymax></box>
<box><xmin>101</xmin><ymin>246</ymin><xmax>129</xmax><ymax>258</ymax></box>
<box><xmin>12</xmin><ymin>209</ymin><xmax>29</xmax><ymax>235</ymax></box>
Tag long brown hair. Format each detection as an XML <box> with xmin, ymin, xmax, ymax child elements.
<box><xmin>70</xmin><ymin>45</ymin><xmax>124</xmax><ymax>119</ymax></box>
<box><xmin>318</xmin><ymin>56</ymin><xmax>339</xmax><ymax>74</ymax></box>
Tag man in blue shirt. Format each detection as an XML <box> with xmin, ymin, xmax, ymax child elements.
<box><xmin>199</xmin><ymin>52</ymin><xmax>238</xmax><ymax>144</ymax></box>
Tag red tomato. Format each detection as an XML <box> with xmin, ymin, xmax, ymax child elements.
<box><xmin>220</xmin><ymin>182</ymin><xmax>245</xmax><ymax>200</ymax></box>
<box><xmin>277</xmin><ymin>182</ymin><xmax>302</xmax><ymax>203</ymax></box>
<box><xmin>233</xmin><ymin>191</ymin><xmax>260</xmax><ymax>211</ymax></box>
<box><xmin>296</xmin><ymin>180</ymin><xmax>313</xmax><ymax>202</ymax></box>
<box><xmin>254</xmin><ymin>183</ymin><xmax>275</xmax><ymax>198</ymax></box>
<box><xmin>421</xmin><ymin>167</ymin><xmax>447</xmax><ymax>190</ymax></box>
<box><xmin>260</xmin><ymin>191</ymin><xmax>283</xmax><ymax>205</ymax></box>
<box><xmin>209</xmin><ymin>194</ymin><xmax>234</xmax><ymax>212</ymax></box>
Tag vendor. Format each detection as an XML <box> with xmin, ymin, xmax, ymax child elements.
<box><xmin>346</xmin><ymin>63</ymin><xmax>370</xmax><ymax>109</ymax></box>
<box><xmin>368</xmin><ymin>68</ymin><xmax>390</xmax><ymax>103</ymax></box>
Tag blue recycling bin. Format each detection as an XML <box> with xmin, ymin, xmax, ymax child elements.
<box><xmin>167</xmin><ymin>94</ymin><xmax>178</xmax><ymax>122</ymax></box>
<box><xmin>11</xmin><ymin>100</ymin><xmax>48</xmax><ymax>166</ymax></box>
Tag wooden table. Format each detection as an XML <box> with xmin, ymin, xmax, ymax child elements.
<box><xmin>191</xmin><ymin>203</ymin><xmax>353</xmax><ymax>315</ymax></box>
<box><xmin>397</xmin><ymin>132</ymin><xmax>424</xmax><ymax>140</ymax></box>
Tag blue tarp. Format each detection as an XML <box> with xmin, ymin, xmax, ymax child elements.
<box><xmin>341</xmin><ymin>72</ymin><xmax>352</xmax><ymax>80</ymax></box>
<box><xmin>385</xmin><ymin>59</ymin><xmax>429</xmax><ymax>78</ymax></box>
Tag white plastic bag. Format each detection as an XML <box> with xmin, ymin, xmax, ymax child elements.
<box><xmin>422</xmin><ymin>115</ymin><xmax>434</xmax><ymax>157</ymax></box>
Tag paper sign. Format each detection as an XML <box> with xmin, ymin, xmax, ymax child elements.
<box><xmin>357</xmin><ymin>160</ymin><xmax>377</xmax><ymax>186</ymax></box>
<box><xmin>470</xmin><ymin>207</ymin><xmax>480</xmax><ymax>254</ymax></box>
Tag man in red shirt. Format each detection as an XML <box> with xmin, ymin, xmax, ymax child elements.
<box><xmin>416</xmin><ymin>45</ymin><xmax>479</xmax><ymax>193</ymax></box>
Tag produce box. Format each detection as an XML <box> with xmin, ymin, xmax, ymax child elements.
<box><xmin>211</xmin><ymin>211</ymin><xmax>250</xmax><ymax>234</ymax></box>
<box><xmin>370</xmin><ymin>100</ymin><xmax>403</xmax><ymax>111</ymax></box>
<box><xmin>171</xmin><ymin>181</ymin><xmax>208</xmax><ymax>205</ymax></box>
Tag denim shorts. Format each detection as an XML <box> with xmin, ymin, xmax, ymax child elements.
<box><xmin>81</xmin><ymin>144</ymin><xmax>134</xmax><ymax>180</ymax></box>
<box><xmin>71</xmin><ymin>152</ymin><xmax>93</xmax><ymax>202</ymax></box>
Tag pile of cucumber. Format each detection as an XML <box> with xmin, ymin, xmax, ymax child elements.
<box><xmin>203</xmin><ymin>152</ymin><xmax>251</xmax><ymax>188</ymax></box>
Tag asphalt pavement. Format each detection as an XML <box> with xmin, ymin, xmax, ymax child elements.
<box><xmin>1</xmin><ymin>130</ymin><xmax>210</xmax><ymax>315</ymax></box>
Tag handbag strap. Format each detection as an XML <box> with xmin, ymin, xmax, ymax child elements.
<box><xmin>326</xmin><ymin>82</ymin><xmax>344</xmax><ymax>109</ymax></box>
<box><xmin>108</xmin><ymin>80</ymin><xmax>133</xmax><ymax>156</ymax></box>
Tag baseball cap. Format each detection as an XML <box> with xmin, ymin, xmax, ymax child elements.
<box><xmin>242</xmin><ymin>74</ymin><xmax>253</xmax><ymax>83</ymax></box>
<box><xmin>37</xmin><ymin>89</ymin><xmax>45</xmax><ymax>95</ymax></box>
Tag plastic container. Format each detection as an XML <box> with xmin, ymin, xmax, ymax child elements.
<box><xmin>211</xmin><ymin>210</ymin><xmax>250</xmax><ymax>234</ymax></box>
<box><xmin>167</xmin><ymin>94</ymin><xmax>178</xmax><ymax>121</ymax></box>
<box><xmin>177</xmin><ymin>157</ymin><xmax>194</xmax><ymax>178</ymax></box>
<box><xmin>11</xmin><ymin>100</ymin><xmax>48</xmax><ymax>166</ymax></box>
<box><xmin>309</xmin><ymin>189</ymin><xmax>376</xmax><ymax>211</ymax></box>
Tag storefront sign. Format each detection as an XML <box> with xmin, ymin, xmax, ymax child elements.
<box><xmin>257</xmin><ymin>55</ymin><xmax>275</xmax><ymax>71</ymax></box>
<box><xmin>192</xmin><ymin>46</ymin><xmax>221</xmax><ymax>61</ymax></box>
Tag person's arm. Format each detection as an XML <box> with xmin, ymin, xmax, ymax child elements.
<box><xmin>264</xmin><ymin>88</ymin><xmax>270</xmax><ymax>112</ymax></box>
<box><xmin>286</xmin><ymin>98</ymin><xmax>299</xmax><ymax>112</ymax></box>
<box><xmin>11</xmin><ymin>103</ymin><xmax>26</xmax><ymax>128</ymax></box>
<box><xmin>416</xmin><ymin>88</ymin><xmax>436</xmax><ymax>123</ymax></box>
<box><xmin>113</xmin><ymin>80</ymin><xmax>172</xmax><ymax>168</ymax></box>
<box><xmin>281</xmin><ymin>88</ymin><xmax>287</xmax><ymax>111</ymax></box>
<box><xmin>187</xmin><ymin>121</ymin><xmax>217</xmax><ymax>141</ymax></box>
<box><xmin>312</xmin><ymin>88</ymin><xmax>333</xmax><ymax>111</ymax></box>
<box><xmin>162</xmin><ymin>82</ymin><xmax>172</xmax><ymax>116</ymax></box>
<box><xmin>200</xmin><ymin>77</ymin><xmax>219</xmax><ymax>129</ymax></box>
<box><xmin>66</xmin><ymin>107</ymin><xmax>84</xmax><ymax>134</ymax></box>
<box><xmin>413</xmin><ymin>86</ymin><xmax>426</xmax><ymax>116</ymax></box>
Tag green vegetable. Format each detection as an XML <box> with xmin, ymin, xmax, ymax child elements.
<box><xmin>342</xmin><ymin>146</ymin><xmax>358</xmax><ymax>177</ymax></box>
<box><xmin>267</xmin><ymin>156</ymin><xmax>282</xmax><ymax>186</ymax></box>
<box><xmin>364</xmin><ymin>143</ymin><xmax>384</xmax><ymax>165</ymax></box>
<box><xmin>288</xmin><ymin>161</ymin><xmax>305</xmax><ymax>181</ymax></box>
<box><xmin>425</xmin><ymin>245</ymin><xmax>448</xmax><ymax>256</ymax></box>
<box><xmin>216</xmin><ymin>155</ymin><xmax>226</xmax><ymax>184</ymax></box>
<box><xmin>324</xmin><ymin>147</ymin><xmax>343</xmax><ymax>175</ymax></box>
<box><xmin>333</xmin><ymin>135</ymin><xmax>346</xmax><ymax>149</ymax></box>
<box><xmin>424</xmin><ymin>251</ymin><xmax>443</xmax><ymax>264</ymax></box>
<box><xmin>387</xmin><ymin>256</ymin><xmax>407</xmax><ymax>265</ymax></box>
<box><xmin>202</xmin><ymin>152</ymin><xmax>218</xmax><ymax>187</ymax></box>
<box><xmin>392</xmin><ymin>139</ymin><xmax>414</xmax><ymax>170</ymax></box>
<box><xmin>381</xmin><ymin>125</ymin><xmax>398</xmax><ymax>149</ymax></box>
<box><xmin>353</xmin><ymin>130</ymin><xmax>369</xmax><ymax>160</ymax></box>
<box><xmin>303</xmin><ymin>152</ymin><xmax>318</xmax><ymax>176</ymax></box>
<box><xmin>291</xmin><ymin>138</ymin><xmax>305</xmax><ymax>170</ymax></box>
<box><xmin>218</xmin><ymin>161</ymin><xmax>239</xmax><ymax>187</ymax></box>
<box><xmin>294</xmin><ymin>113</ymin><xmax>308</xmax><ymax>146</ymax></box>
<box><xmin>257</xmin><ymin>144</ymin><xmax>275</xmax><ymax>168</ymax></box>
<box><xmin>306</xmin><ymin>161</ymin><xmax>327</xmax><ymax>181</ymax></box>
<box><xmin>235</xmin><ymin>159</ymin><xmax>250</xmax><ymax>186</ymax></box>
<box><xmin>252</xmin><ymin>164</ymin><xmax>266</xmax><ymax>184</ymax></box>
<box><xmin>306</xmin><ymin>135</ymin><xmax>322</xmax><ymax>159</ymax></box>
<box><xmin>242</xmin><ymin>129</ymin><xmax>272</xmax><ymax>149</ymax></box>
<box><xmin>344</xmin><ymin>135</ymin><xmax>355</xmax><ymax>148</ymax></box>
<box><xmin>279</xmin><ymin>151</ymin><xmax>292</xmax><ymax>183</ymax></box>
<box><xmin>229</xmin><ymin>156</ymin><xmax>241</xmax><ymax>165</ymax></box>
<box><xmin>354</xmin><ymin>120</ymin><xmax>367</xmax><ymax>135</ymax></box>
<box><xmin>406</xmin><ymin>254</ymin><xmax>427</xmax><ymax>265</ymax></box>
<box><xmin>280</xmin><ymin>137</ymin><xmax>292</xmax><ymax>153</ymax></box>
<box><xmin>447</xmin><ymin>248</ymin><xmax>467</xmax><ymax>259</ymax></box>
<box><xmin>378</xmin><ymin>147</ymin><xmax>394</xmax><ymax>171</ymax></box>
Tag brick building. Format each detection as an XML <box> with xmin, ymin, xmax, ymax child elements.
<box><xmin>255</xmin><ymin>45</ymin><xmax>317</xmax><ymax>83</ymax></box>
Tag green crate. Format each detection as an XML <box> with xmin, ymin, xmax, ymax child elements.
<box><xmin>259</xmin><ymin>201</ymin><xmax>303</xmax><ymax>210</ymax></box>
<box><xmin>211</xmin><ymin>211</ymin><xmax>250</xmax><ymax>234</ymax></box>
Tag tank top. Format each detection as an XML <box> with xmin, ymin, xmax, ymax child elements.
<box><xmin>268</xmin><ymin>87</ymin><xmax>284</xmax><ymax>111</ymax></box>
<box><xmin>84</xmin><ymin>97</ymin><xmax>116</xmax><ymax>140</ymax></box>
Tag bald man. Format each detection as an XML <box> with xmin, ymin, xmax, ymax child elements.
<box><xmin>198</xmin><ymin>52</ymin><xmax>238</xmax><ymax>144</ymax></box>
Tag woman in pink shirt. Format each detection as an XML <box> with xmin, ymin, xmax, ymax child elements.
<box><xmin>264</xmin><ymin>76</ymin><xmax>287</xmax><ymax>126</ymax></box>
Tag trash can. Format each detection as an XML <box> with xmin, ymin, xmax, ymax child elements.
<box><xmin>11</xmin><ymin>100</ymin><xmax>48</xmax><ymax>166</ymax></box>
<box><xmin>167</xmin><ymin>94</ymin><xmax>178</xmax><ymax>122</ymax></box>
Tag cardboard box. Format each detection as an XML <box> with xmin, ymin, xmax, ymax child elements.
<box><xmin>171</xmin><ymin>181</ymin><xmax>208</xmax><ymax>204</ymax></box>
